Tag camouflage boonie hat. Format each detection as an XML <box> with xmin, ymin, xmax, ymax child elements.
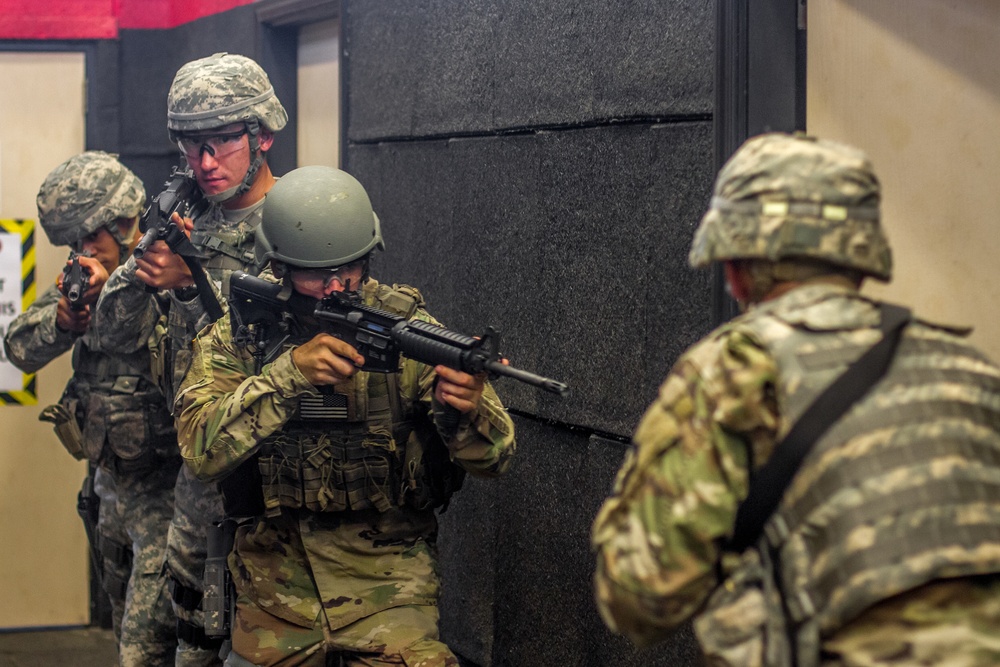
<box><xmin>167</xmin><ymin>52</ymin><xmax>288</xmax><ymax>136</ymax></box>
<box><xmin>37</xmin><ymin>151</ymin><xmax>146</xmax><ymax>247</ymax></box>
<box><xmin>689</xmin><ymin>132</ymin><xmax>893</xmax><ymax>281</ymax></box>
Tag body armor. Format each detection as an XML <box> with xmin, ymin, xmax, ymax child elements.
<box><xmin>225</xmin><ymin>282</ymin><xmax>465</xmax><ymax>518</ymax></box>
<box><xmin>740</xmin><ymin>287</ymin><xmax>1000</xmax><ymax>663</ymax></box>
<box><xmin>62</xmin><ymin>337</ymin><xmax>174</xmax><ymax>468</ymax></box>
<box><xmin>151</xmin><ymin>205</ymin><xmax>263</xmax><ymax>407</ymax></box>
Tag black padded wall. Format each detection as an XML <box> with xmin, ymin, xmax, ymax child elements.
<box><xmin>343</xmin><ymin>1</ymin><xmax>716</xmax><ymax>665</ymax></box>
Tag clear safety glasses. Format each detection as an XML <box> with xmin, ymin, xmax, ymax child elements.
<box><xmin>176</xmin><ymin>130</ymin><xmax>248</xmax><ymax>160</ymax></box>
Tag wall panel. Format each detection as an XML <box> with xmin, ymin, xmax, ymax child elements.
<box><xmin>808</xmin><ymin>0</ymin><xmax>1000</xmax><ymax>361</ymax></box>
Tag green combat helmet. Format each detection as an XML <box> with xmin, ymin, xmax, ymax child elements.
<box><xmin>255</xmin><ymin>166</ymin><xmax>384</xmax><ymax>269</ymax></box>
<box><xmin>37</xmin><ymin>151</ymin><xmax>145</xmax><ymax>260</ymax></box>
<box><xmin>167</xmin><ymin>52</ymin><xmax>288</xmax><ymax>203</ymax></box>
<box><xmin>689</xmin><ymin>132</ymin><xmax>893</xmax><ymax>281</ymax></box>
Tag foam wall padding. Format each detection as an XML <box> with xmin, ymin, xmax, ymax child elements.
<box><xmin>342</xmin><ymin>1</ymin><xmax>716</xmax><ymax>663</ymax></box>
<box><xmin>343</xmin><ymin>0</ymin><xmax>714</xmax><ymax>140</ymax></box>
<box><xmin>349</xmin><ymin>121</ymin><xmax>715</xmax><ymax>436</ymax></box>
<box><xmin>438</xmin><ymin>418</ymin><xmax>702</xmax><ymax>666</ymax></box>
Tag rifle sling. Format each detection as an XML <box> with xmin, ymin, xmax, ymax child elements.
<box><xmin>180</xmin><ymin>255</ymin><xmax>224</xmax><ymax>322</ymax></box>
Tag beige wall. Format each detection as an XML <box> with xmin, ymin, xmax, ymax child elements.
<box><xmin>298</xmin><ymin>19</ymin><xmax>340</xmax><ymax>168</ymax></box>
<box><xmin>0</xmin><ymin>51</ymin><xmax>89</xmax><ymax>627</ymax></box>
<box><xmin>807</xmin><ymin>0</ymin><xmax>1000</xmax><ymax>362</ymax></box>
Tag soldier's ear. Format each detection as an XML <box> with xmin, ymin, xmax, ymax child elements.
<box><xmin>723</xmin><ymin>260</ymin><xmax>752</xmax><ymax>303</ymax></box>
<box><xmin>258</xmin><ymin>129</ymin><xmax>274</xmax><ymax>153</ymax></box>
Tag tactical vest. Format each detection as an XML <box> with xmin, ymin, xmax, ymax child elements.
<box><xmin>225</xmin><ymin>282</ymin><xmax>465</xmax><ymax>519</ymax></box>
<box><xmin>740</xmin><ymin>291</ymin><xmax>1000</xmax><ymax>664</ymax></box>
<box><xmin>151</xmin><ymin>206</ymin><xmax>263</xmax><ymax>407</ymax></box>
<box><xmin>67</xmin><ymin>338</ymin><xmax>175</xmax><ymax>468</ymax></box>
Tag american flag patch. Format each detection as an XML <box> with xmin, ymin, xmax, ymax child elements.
<box><xmin>298</xmin><ymin>392</ymin><xmax>349</xmax><ymax>420</ymax></box>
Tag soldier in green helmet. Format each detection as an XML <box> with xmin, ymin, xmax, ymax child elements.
<box><xmin>592</xmin><ymin>132</ymin><xmax>1000</xmax><ymax>666</ymax></box>
<box><xmin>95</xmin><ymin>52</ymin><xmax>287</xmax><ymax>666</ymax></box>
<box><xmin>173</xmin><ymin>166</ymin><xmax>516</xmax><ymax>666</ymax></box>
<box><xmin>4</xmin><ymin>151</ymin><xmax>180</xmax><ymax>665</ymax></box>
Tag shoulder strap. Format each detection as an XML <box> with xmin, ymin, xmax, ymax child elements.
<box><xmin>726</xmin><ymin>303</ymin><xmax>911</xmax><ymax>553</ymax></box>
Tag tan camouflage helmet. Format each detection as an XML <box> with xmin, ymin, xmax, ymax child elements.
<box><xmin>166</xmin><ymin>52</ymin><xmax>288</xmax><ymax>137</ymax></box>
<box><xmin>36</xmin><ymin>151</ymin><xmax>145</xmax><ymax>247</ymax></box>
<box><xmin>689</xmin><ymin>132</ymin><xmax>893</xmax><ymax>281</ymax></box>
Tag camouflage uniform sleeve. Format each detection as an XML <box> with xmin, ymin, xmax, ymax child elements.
<box><xmin>591</xmin><ymin>327</ymin><xmax>779</xmax><ymax>647</ymax></box>
<box><xmin>93</xmin><ymin>257</ymin><xmax>161</xmax><ymax>352</ymax></box>
<box><xmin>174</xmin><ymin>313</ymin><xmax>319</xmax><ymax>482</ymax></box>
<box><xmin>405</xmin><ymin>307</ymin><xmax>516</xmax><ymax>478</ymax></box>
<box><xmin>169</xmin><ymin>270</ymin><xmax>225</xmax><ymax>336</ymax></box>
<box><xmin>3</xmin><ymin>284</ymin><xmax>76</xmax><ymax>373</ymax></box>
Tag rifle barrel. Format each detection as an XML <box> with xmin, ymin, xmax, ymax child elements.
<box><xmin>485</xmin><ymin>360</ymin><xmax>568</xmax><ymax>395</ymax></box>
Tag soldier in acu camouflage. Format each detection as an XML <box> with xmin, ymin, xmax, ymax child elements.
<box><xmin>94</xmin><ymin>52</ymin><xmax>287</xmax><ymax>666</ymax></box>
<box><xmin>591</xmin><ymin>132</ymin><xmax>1000</xmax><ymax>667</ymax></box>
<box><xmin>173</xmin><ymin>166</ymin><xmax>516</xmax><ymax>667</ymax></box>
<box><xmin>4</xmin><ymin>151</ymin><xmax>179</xmax><ymax>666</ymax></box>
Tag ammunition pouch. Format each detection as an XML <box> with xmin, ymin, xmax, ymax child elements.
<box><xmin>39</xmin><ymin>402</ymin><xmax>85</xmax><ymax>460</ymax></box>
<box><xmin>239</xmin><ymin>420</ymin><xmax>464</xmax><ymax>518</ymax></box>
<box><xmin>693</xmin><ymin>546</ymin><xmax>794</xmax><ymax>667</ymax></box>
<box><xmin>83</xmin><ymin>376</ymin><xmax>172</xmax><ymax>464</ymax></box>
<box><xmin>400</xmin><ymin>421</ymin><xmax>466</xmax><ymax>512</ymax></box>
<box><xmin>259</xmin><ymin>427</ymin><xmax>397</xmax><ymax>517</ymax></box>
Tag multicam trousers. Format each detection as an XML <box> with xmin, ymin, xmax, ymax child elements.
<box><xmin>225</xmin><ymin>599</ymin><xmax>458</xmax><ymax>667</ymax></box>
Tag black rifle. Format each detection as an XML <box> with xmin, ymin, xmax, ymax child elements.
<box><xmin>229</xmin><ymin>271</ymin><xmax>568</xmax><ymax>395</ymax></box>
<box><xmin>60</xmin><ymin>251</ymin><xmax>91</xmax><ymax>311</ymax></box>
<box><xmin>134</xmin><ymin>166</ymin><xmax>223</xmax><ymax>322</ymax></box>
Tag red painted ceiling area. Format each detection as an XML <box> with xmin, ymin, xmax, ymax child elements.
<box><xmin>0</xmin><ymin>0</ymin><xmax>254</xmax><ymax>39</ymax></box>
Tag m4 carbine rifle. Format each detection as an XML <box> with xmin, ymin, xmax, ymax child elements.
<box><xmin>228</xmin><ymin>271</ymin><xmax>568</xmax><ymax>395</ymax></box>
<box><xmin>133</xmin><ymin>166</ymin><xmax>223</xmax><ymax>322</ymax></box>
<box><xmin>60</xmin><ymin>251</ymin><xmax>91</xmax><ymax>311</ymax></box>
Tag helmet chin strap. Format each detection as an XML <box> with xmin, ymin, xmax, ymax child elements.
<box><xmin>109</xmin><ymin>217</ymin><xmax>140</xmax><ymax>265</ymax></box>
<box><xmin>204</xmin><ymin>120</ymin><xmax>265</xmax><ymax>205</ymax></box>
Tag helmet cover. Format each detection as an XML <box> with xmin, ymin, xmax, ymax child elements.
<box><xmin>689</xmin><ymin>132</ymin><xmax>892</xmax><ymax>281</ymax></box>
<box><xmin>167</xmin><ymin>52</ymin><xmax>288</xmax><ymax>136</ymax></box>
<box><xmin>36</xmin><ymin>151</ymin><xmax>145</xmax><ymax>247</ymax></box>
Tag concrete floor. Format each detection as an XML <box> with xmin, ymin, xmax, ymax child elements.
<box><xmin>0</xmin><ymin>627</ymin><xmax>117</xmax><ymax>667</ymax></box>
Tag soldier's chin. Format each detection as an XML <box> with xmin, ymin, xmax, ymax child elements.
<box><xmin>200</xmin><ymin>179</ymin><xmax>231</xmax><ymax>195</ymax></box>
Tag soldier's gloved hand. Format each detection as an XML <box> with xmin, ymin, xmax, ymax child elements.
<box><xmin>434</xmin><ymin>366</ymin><xmax>486</xmax><ymax>414</ymax></box>
<box><xmin>291</xmin><ymin>333</ymin><xmax>365</xmax><ymax>386</ymax></box>
<box><xmin>55</xmin><ymin>297</ymin><xmax>90</xmax><ymax>334</ymax></box>
<box><xmin>134</xmin><ymin>213</ymin><xmax>196</xmax><ymax>290</ymax></box>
